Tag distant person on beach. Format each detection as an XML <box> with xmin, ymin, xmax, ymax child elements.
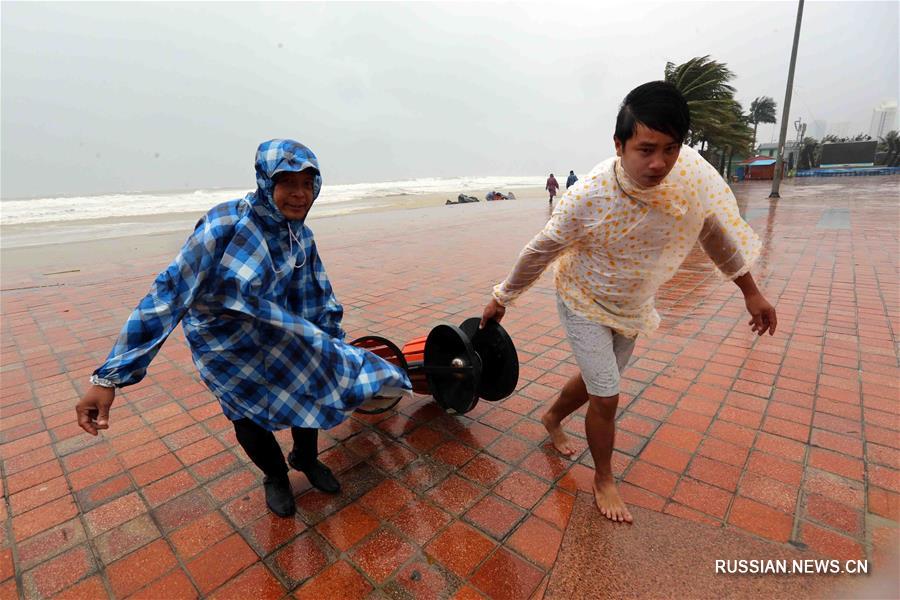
<box><xmin>481</xmin><ymin>82</ymin><xmax>777</xmax><ymax>524</ymax></box>
<box><xmin>546</xmin><ymin>173</ymin><xmax>560</xmax><ymax>204</ymax></box>
<box><xmin>566</xmin><ymin>170</ymin><xmax>578</xmax><ymax>188</ymax></box>
<box><xmin>485</xmin><ymin>190</ymin><xmax>513</xmax><ymax>201</ymax></box>
<box><xmin>75</xmin><ymin>139</ymin><xmax>411</xmax><ymax>518</ymax></box>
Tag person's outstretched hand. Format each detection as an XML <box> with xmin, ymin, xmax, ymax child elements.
<box><xmin>76</xmin><ymin>385</ymin><xmax>116</xmax><ymax>435</ymax></box>
<box><xmin>479</xmin><ymin>297</ymin><xmax>506</xmax><ymax>329</ymax></box>
<box><xmin>745</xmin><ymin>293</ymin><xmax>777</xmax><ymax>336</ymax></box>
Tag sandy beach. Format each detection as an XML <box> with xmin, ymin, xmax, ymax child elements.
<box><xmin>1</xmin><ymin>185</ymin><xmax>547</xmax><ymax>277</ymax></box>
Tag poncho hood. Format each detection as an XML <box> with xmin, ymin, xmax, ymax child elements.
<box><xmin>248</xmin><ymin>139</ymin><xmax>323</xmax><ymax>227</ymax></box>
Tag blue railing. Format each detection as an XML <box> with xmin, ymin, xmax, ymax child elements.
<box><xmin>795</xmin><ymin>167</ymin><xmax>900</xmax><ymax>177</ymax></box>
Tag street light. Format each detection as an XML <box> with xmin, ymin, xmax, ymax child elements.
<box><xmin>770</xmin><ymin>0</ymin><xmax>805</xmax><ymax>198</ymax></box>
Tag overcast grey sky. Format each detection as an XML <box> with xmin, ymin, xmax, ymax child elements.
<box><xmin>2</xmin><ymin>1</ymin><xmax>897</xmax><ymax>198</ymax></box>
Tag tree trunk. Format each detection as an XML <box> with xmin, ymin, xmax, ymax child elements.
<box><xmin>727</xmin><ymin>149</ymin><xmax>735</xmax><ymax>178</ymax></box>
<box><xmin>753</xmin><ymin>122</ymin><xmax>759</xmax><ymax>151</ymax></box>
<box><xmin>719</xmin><ymin>148</ymin><xmax>727</xmax><ymax>175</ymax></box>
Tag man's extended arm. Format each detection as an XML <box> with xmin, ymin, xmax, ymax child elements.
<box><xmin>733</xmin><ymin>272</ymin><xmax>777</xmax><ymax>336</ymax></box>
<box><xmin>481</xmin><ymin>232</ymin><xmax>569</xmax><ymax>327</ymax></box>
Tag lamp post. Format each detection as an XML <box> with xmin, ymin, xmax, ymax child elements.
<box><xmin>770</xmin><ymin>0</ymin><xmax>805</xmax><ymax>198</ymax></box>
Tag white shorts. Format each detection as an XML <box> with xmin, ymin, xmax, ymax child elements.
<box><xmin>556</xmin><ymin>295</ymin><xmax>636</xmax><ymax>397</ymax></box>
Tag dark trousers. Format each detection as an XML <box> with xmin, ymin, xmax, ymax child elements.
<box><xmin>232</xmin><ymin>418</ymin><xmax>318</xmax><ymax>479</ymax></box>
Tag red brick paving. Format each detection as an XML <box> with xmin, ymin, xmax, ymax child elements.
<box><xmin>1</xmin><ymin>177</ymin><xmax>898</xmax><ymax>597</ymax></box>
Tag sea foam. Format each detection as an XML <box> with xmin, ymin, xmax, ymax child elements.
<box><xmin>1</xmin><ymin>175</ymin><xmax>543</xmax><ymax>225</ymax></box>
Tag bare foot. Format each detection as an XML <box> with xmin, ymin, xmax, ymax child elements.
<box><xmin>541</xmin><ymin>413</ymin><xmax>577</xmax><ymax>456</ymax></box>
<box><xmin>593</xmin><ymin>478</ymin><xmax>633</xmax><ymax>523</ymax></box>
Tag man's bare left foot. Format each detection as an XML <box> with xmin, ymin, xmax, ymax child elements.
<box><xmin>541</xmin><ymin>413</ymin><xmax>577</xmax><ymax>456</ymax></box>
<box><xmin>593</xmin><ymin>478</ymin><xmax>633</xmax><ymax>523</ymax></box>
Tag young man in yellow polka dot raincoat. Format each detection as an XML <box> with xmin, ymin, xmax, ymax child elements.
<box><xmin>481</xmin><ymin>81</ymin><xmax>777</xmax><ymax>523</ymax></box>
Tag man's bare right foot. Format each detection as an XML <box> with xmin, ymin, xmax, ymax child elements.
<box><xmin>541</xmin><ymin>413</ymin><xmax>577</xmax><ymax>456</ymax></box>
<box><xmin>593</xmin><ymin>478</ymin><xmax>633</xmax><ymax>523</ymax></box>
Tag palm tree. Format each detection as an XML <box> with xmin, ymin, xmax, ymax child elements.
<box><xmin>664</xmin><ymin>56</ymin><xmax>738</xmax><ymax>148</ymax></box>
<box><xmin>664</xmin><ymin>56</ymin><xmax>755</xmax><ymax>178</ymax></box>
<box><xmin>747</xmin><ymin>96</ymin><xmax>777</xmax><ymax>151</ymax></box>
<box><xmin>879</xmin><ymin>130</ymin><xmax>900</xmax><ymax>166</ymax></box>
<box><xmin>709</xmin><ymin>101</ymin><xmax>755</xmax><ymax>177</ymax></box>
<box><xmin>798</xmin><ymin>137</ymin><xmax>820</xmax><ymax>170</ymax></box>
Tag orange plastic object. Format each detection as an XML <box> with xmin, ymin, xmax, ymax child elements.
<box><xmin>401</xmin><ymin>336</ymin><xmax>427</xmax><ymax>363</ymax></box>
<box><xmin>401</xmin><ymin>336</ymin><xmax>430</xmax><ymax>394</ymax></box>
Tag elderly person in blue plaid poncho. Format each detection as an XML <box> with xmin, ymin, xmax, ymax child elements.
<box><xmin>76</xmin><ymin>139</ymin><xmax>412</xmax><ymax>517</ymax></box>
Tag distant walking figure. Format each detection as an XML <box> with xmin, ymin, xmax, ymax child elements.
<box><xmin>546</xmin><ymin>173</ymin><xmax>560</xmax><ymax>204</ymax></box>
<box><xmin>566</xmin><ymin>170</ymin><xmax>579</xmax><ymax>189</ymax></box>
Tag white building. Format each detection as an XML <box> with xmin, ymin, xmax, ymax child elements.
<box><xmin>757</xmin><ymin>141</ymin><xmax>800</xmax><ymax>167</ymax></box>
<box><xmin>869</xmin><ymin>101</ymin><xmax>898</xmax><ymax>139</ymax></box>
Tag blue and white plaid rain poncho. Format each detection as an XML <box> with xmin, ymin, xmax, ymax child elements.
<box><xmin>94</xmin><ymin>139</ymin><xmax>412</xmax><ymax>430</ymax></box>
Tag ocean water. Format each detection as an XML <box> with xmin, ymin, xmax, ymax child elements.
<box><xmin>1</xmin><ymin>175</ymin><xmax>544</xmax><ymax>226</ymax></box>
